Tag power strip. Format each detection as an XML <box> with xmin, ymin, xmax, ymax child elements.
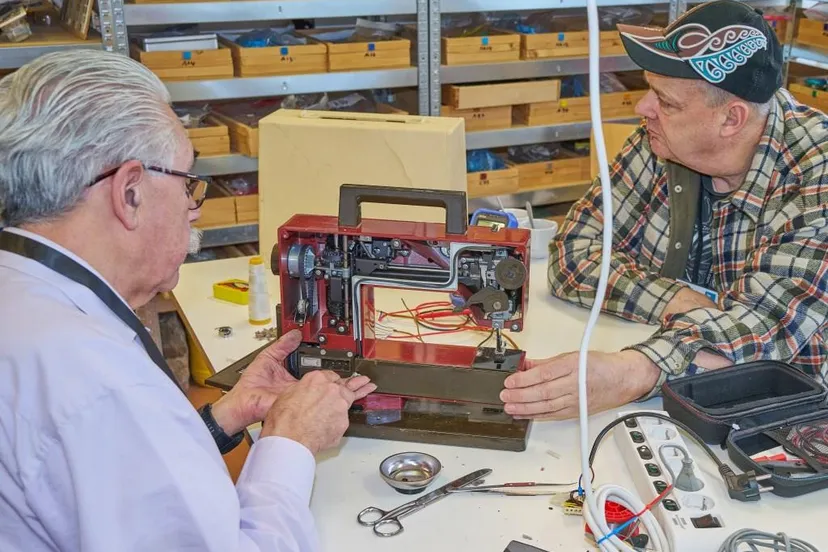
<box><xmin>613</xmin><ymin>410</ymin><xmax>730</xmax><ymax>552</ymax></box>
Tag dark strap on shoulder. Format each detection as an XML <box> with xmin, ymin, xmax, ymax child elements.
<box><xmin>0</xmin><ymin>230</ymin><xmax>183</xmax><ymax>393</ymax></box>
<box><xmin>662</xmin><ymin>162</ymin><xmax>702</xmax><ymax>279</ymax></box>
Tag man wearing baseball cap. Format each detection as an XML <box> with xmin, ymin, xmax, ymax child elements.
<box><xmin>500</xmin><ymin>0</ymin><xmax>828</xmax><ymax>419</ymax></box>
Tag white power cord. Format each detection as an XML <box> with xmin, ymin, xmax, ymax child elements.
<box><xmin>578</xmin><ymin>1</ymin><xmax>670</xmax><ymax>551</ymax></box>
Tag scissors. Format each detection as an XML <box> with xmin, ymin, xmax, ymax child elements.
<box><xmin>357</xmin><ymin>468</ymin><xmax>491</xmax><ymax>537</ymax></box>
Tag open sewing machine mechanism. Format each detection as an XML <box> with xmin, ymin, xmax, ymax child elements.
<box><xmin>208</xmin><ymin>184</ymin><xmax>533</xmax><ymax>451</ymax></box>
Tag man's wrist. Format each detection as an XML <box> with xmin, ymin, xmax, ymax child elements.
<box><xmin>618</xmin><ymin>350</ymin><xmax>663</xmax><ymax>402</ymax></box>
<box><xmin>199</xmin><ymin>402</ymin><xmax>245</xmax><ymax>455</ymax></box>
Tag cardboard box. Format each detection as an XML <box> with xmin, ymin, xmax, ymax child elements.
<box><xmin>590</xmin><ymin>123</ymin><xmax>639</xmax><ymax>180</ymax></box>
<box><xmin>258</xmin><ymin>109</ymin><xmax>467</xmax><ymax>267</ymax></box>
<box><xmin>443</xmin><ymin>79</ymin><xmax>560</xmax><ymax>110</ymax></box>
<box><xmin>513</xmin><ymin>89</ymin><xmax>646</xmax><ymax>126</ymax></box>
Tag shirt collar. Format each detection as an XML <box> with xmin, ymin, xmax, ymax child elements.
<box><xmin>0</xmin><ymin>227</ymin><xmax>138</xmax><ymax>343</ymax></box>
<box><xmin>726</xmin><ymin>92</ymin><xmax>786</xmax><ymax>224</ymax></box>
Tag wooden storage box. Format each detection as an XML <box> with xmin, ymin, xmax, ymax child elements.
<box><xmin>130</xmin><ymin>44</ymin><xmax>233</xmax><ymax>81</ymax></box>
<box><xmin>467</xmin><ymin>165</ymin><xmax>519</xmax><ymax>198</ymax></box>
<box><xmin>235</xmin><ymin>194</ymin><xmax>259</xmax><ymax>223</ymax></box>
<box><xmin>521</xmin><ymin>30</ymin><xmax>625</xmax><ymax>60</ymax></box>
<box><xmin>789</xmin><ymin>81</ymin><xmax>828</xmax><ymax>112</ymax></box>
<box><xmin>194</xmin><ymin>186</ymin><xmax>236</xmax><ymax>229</ymax></box>
<box><xmin>218</xmin><ymin>36</ymin><xmax>327</xmax><ymax>77</ymax></box>
<box><xmin>513</xmin><ymin>88</ymin><xmax>646</xmax><ymax>126</ymax></box>
<box><xmin>210</xmin><ymin>111</ymin><xmax>260</xmax><ymax>157</ymax></box>
<box><xmin>187</xmin><ymin>116</ymin><xmax>230</xmax><ymax>156</ymax></box>
<box><xmin>443</xmin><ymin>79</ymin><xmax>560</xmax><ymax>109</ymax></box>
<box><xmin>796</xmin><ymin>17</ymin><xmax>828</xmax><ymax>50</ymax></box>
<box><xmin>301</xmin><ymin>28</ymin><xmax>411</xmax><ymax>72</ymax></box>
<box><xmin>441</xmin><ymin>105</ymin><xmax>512</xmax><ymax>131</ymax></box>
<box><xmin>442</xmin><ymin>29</ymin><xmax>520</xmax><ymax>65</ymax></box>
<box><xmin>514</xmin><ymin>154</ymin><xmax>591</xmax><ymax>191</ymax></box>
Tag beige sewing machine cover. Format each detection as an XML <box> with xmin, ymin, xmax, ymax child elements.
<box><xmin>258</xmin><ymin>109</ymin><xmax>467</xmax><ymax>267</ymax></box>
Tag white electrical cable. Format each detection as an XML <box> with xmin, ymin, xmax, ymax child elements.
<box><xmin>578</xmin><ymin>1</ymin><xmax>670</xmax><ymax>551</ymax></box>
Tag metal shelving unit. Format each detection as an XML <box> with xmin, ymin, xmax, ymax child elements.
<box><xmin>166</xmin><ymin>68</ymin><xmax>418</xmax><ymax>102</ymax></box>
<box><xmin>441</xmin><ymin>55</ymin><xmax>639</xmax><ymax>84</ymax></box>
<box><xmin>467</xmin><ymin>117</ymin><xmax>639</xmax><ymax>149</ymax></box>
<box><xmin>123</xmin><ymin>0</ymin><xmax>417</xmax><ymax>26</ymax></box>
<box><xmin>193</xmin><ymin>154</ymin><xmax>259</xmax><ymax>176</ymax></box>
<box><xmin>0</xmin><ymin>37</ymin><xmax>101</xmax><ymax>69</ymax></box>
<box><xmin>788</xmin><ymin>44</ymin><xmax>828</xmax><ymax>71</ymax></box>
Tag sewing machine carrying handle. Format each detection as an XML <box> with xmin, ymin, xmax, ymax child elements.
<box><xmin>338</xmin><ymin>184</ymin><xmax>468</xmax><ymax>235</ymax></box>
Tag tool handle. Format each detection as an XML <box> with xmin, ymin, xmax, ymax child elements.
<box><xmin>338</xmin><ymin>184</ymin><xmax>468</xmax><ymax>235</ymax></box>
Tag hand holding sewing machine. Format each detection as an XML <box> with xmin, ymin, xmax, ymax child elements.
<box><xmin>211</xmin><ymin>329</ymin><xmax>376</xmax><ymax>436</ymax></box>
<box><xmin>261</xmin><ymin>369</ymin><xmax>374</xmax><ymax>455</ymax></box>
<box><xmin>499</xmin><ymin>350</ymin><xmax>661</xmax><ymax>420</ymax></box>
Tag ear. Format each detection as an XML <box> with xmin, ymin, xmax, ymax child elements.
<box><xmin>109</xmin><ymin>160</ymin><xmax>145</xmax><ymax>231</ymax></box>
<box><xmin>720</xmin><ymin>101</ymin><xmax>751</xmax><ymax>139</ymax></box>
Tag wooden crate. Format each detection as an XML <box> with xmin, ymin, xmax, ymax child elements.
<box><xmin>130</xmin><ymin>44</ymin><xmax>233</xmax><ymax>81</ymax></box>
<box><xmin>443</xmin><ymin>79</ymin><xmax>560</xmax><ymax>109</ymax></box>
<box><xmin>442</xmin><ymin>29</ymin><xmax>520</xmax><ymax>65</ymax></box>
<box><xmin>789</xmin><ymin>82</ymin><xmax>828</xmax><ymax>113</ymax></box>
<box><xmin>441</xmin><ymin>105</ymin><xmax>512</xmax><ymax>131</ymax></box>
<box><xmin>194</xmin><ymin>186</ymin><xmax>236</xmax><ymax>229</ymax></box>
<box><xmin>513</xmin><ymin>89</ymin><xmax>646</xmax><ymax>126</ymax></box>
<box><xmin>300</xmin><ymin>28</ymin><xmax>411</xmax><ymax>72</ymax></box>
<box><xmin>514</xmin><ymin>154</ymin><xmax>591</xmax><ymax>191</ymax></box>
<box><xmin>235</xmin><ymin>194</ymin><xmax>259</xmax><ymax>223</ymax></box>
<box><xmin>187</xmin><ymin>116</ymin><xmax>230</xmax><ymax>156</ymax></box>
<box><xmin>467</xmin><ymin>165</ymin><xmax>519</xmax><ymax>198</ymax></box>
<box><xmin>210</xmin><ymin>111</ymin><xmax>259</xmax><ymax>157</ymax></box>
<box><xmin>796</xmin><ymin>17</ymin><xmax>828</xmax><ymax>50</ymax></box>
<box><xmin>521</xmin><ymin>30</ymin><xmax>625</xmax><ymax>60</ymax></box>
<box><xmin>218</xmin><ymin>36</ymin><xmax>327</xmax><ymax>77</ymax></box>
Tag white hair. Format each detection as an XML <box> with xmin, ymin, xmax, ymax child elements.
<box><xmin>698</xmin><ymin>80</ymin><xmax>772</xmax><ymax>117</ymax></box>
<box><xmin>0</xmin><ymin>50</ymin><xmax>181</xmax><ymax>227</ymax></box>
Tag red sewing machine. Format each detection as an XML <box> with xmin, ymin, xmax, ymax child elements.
<box><xmin>274</xmin><ymin>185</ymin><xmax>532</xmax><ymax>450</ymax></box>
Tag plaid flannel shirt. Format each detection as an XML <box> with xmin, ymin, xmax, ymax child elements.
<box><xmin>548</xmin><ymin>89</ymin><xmax>828</xmax><ymax>397</ymax></box>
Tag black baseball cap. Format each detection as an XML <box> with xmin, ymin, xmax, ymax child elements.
<box><xmin>618</xmin><ymin>0</ymin><xmax>782</xmax><ymax>103</ymax></box>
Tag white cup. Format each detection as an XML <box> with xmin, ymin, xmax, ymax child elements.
<box><xmin>503</xmin><ymin>208</ymin><xmax>529</xmax><ymax>225</ymax></box>
<box><xmin>520</xmin><ymin>219</ymin><xmax>558</xmax><ymax>260</ymax></box>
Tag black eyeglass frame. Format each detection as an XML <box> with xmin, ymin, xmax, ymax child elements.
<box><xmin>88</xmin><ymin>164</ymin><xmax>211</xmax><ymax>210</ymax></box>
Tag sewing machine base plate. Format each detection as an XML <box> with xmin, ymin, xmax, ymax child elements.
<box><xmin>346</xmin><ymin>399</ymin><xmax>530</xmax><ymax>451</ymax></box>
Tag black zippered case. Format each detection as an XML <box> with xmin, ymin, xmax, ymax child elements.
<box><xmin>661</xmin><ymin>360</ymin><xmax>828</xmax><ymax>497</ymax></box>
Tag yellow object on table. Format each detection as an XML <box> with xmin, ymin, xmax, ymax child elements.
<box><xmin>213</xmin><ymin>278</ymin><xmax>249</xmax><ymax>305</ymax></box>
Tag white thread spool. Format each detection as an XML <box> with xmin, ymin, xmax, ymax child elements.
<box><xmin>248</xmin><ymin>256</ymin><xmax>272</xmax><ymax>325</ymax></box>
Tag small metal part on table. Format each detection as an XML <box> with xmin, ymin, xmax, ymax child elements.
<box><xmin>254</xmin><ymin>327</ymin><xmax>280</xmax><ymax>340</ymax></box>
<box><xmin>216</xmin><ymin>326</ymin><xmax>233</xmax><ymax>338</ymax></box>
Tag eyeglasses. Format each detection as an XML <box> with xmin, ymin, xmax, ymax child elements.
<box><xmin>88</xmin><ymin>164</ymin><xmax>211</xmax><ymax>210</ymax></box>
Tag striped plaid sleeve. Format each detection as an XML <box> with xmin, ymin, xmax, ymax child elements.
<box><xmin>629</xmin><ymin>175</ymin><xmax>828</xmax><ymax>395</ymax></box>
<box><xmin>547</xmin><ymin>126</ymin><xmax>685</xmax><ymax>325</ymax></box>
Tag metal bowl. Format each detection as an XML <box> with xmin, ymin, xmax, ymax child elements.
<box><xmin>379</xmin><ymin>452</ymin><xmax>442</xmax><ymax>495</ymax></box>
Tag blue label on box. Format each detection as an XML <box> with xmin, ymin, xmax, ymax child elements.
<box><xmin>182</xmin><ymin>51</ymin><xmax>192</xmax><ymax>60</ymax></box>
<box><xmin>280</xmin><ymin>46</ymin><xmax>289</xmax><ymax>55</ymax></box>
<box><xmin>481</xmin><ymin>36</ymin><xmax>489</xmax><ymax>46</ymax></box>
<box><xmin>368</xmin><ymin>42</ymin><xmax>376</xmax><ymax>51</ymax></box>
<box><xmin>558</xmin><ymin>32</ymin><xmax>565</xmax><ymax>41</ymax></box>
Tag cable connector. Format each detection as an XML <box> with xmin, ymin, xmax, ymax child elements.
<box><xmin>718</xmin><ymin>464</ymin><xmax>773</xmax><ymax>502</ymax></box>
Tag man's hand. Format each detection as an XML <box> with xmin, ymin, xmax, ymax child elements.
<box><xmin>211</xmin><ymin>329</ymin><xmax>375</xmax><ymax>435</ymax></box>
<box><xmin>661</xmin><ymin>287</ymin><xmax>716</xmax><ymax>323</ymax></box>
<box><xmin>499</xmin><ymin>350</ymin><xmax>661</xmax><ymax>420</ymax></box>
<box><xmin>260</xmin><ymin>370</ymin><xmax>370</xmax><ymax>455</ymax></box>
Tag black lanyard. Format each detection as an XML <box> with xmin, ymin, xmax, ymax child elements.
<box><xmin>0</xmin><ymin>231</ymin><xmax>184</xmax><ymax>394</ymax></box>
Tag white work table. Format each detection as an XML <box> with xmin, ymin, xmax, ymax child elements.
<box><xmin>173</xmin><ymin>256</ymin><xmax>825</xmax><ymax>552</ymax></box>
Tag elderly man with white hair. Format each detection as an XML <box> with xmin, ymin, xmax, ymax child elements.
<box><xmin>0</xmin><ymin>51</ymin><xmax>376</xmax><ymax>552</ymax></box>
